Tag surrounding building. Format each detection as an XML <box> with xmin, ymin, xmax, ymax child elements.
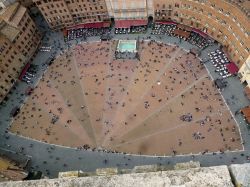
<box><xmin>0</xmin><ymin>0</ymin><xmax>34</xmax><ymax>10</ymax></box>
<box><xmin>0</xmin><ymin>0</ymin><xmax>16</xmax><ymax>10</ymax></box>
<box><xmin>32</xmin><ymin>0</ymin><xmax>110</xmax><ymax>30</ymax></box>
<box><xmin>153</xmin><ymin>0</ymin><xmax>179</xmax><ymax>21</ymax></box>
<box><xmin>153</xmin><ymin>0</ymin><xmax>250</xmax><ymax>68</ymax></box>
<box><xmin>105</xmin><ymin>0</ymin><xmax>153</xmax><ymax>20</ymax></box>
<box><xmin>239</xmin><ymin>55</ymin><xmax>250</xmax><ymax>88</ymax></box>
<box><xmin>152</xmin><ymin>0</ymin><xmax>250</xmax><ymax>86</ymax></box>
<box><xmin>17</xmin><ymin>0</ymin><xmax>34</xmax><ymax>9</ymax></box>
<box><xmin>0</xmin><ymin>2</ymin><xmax>41</xmax><ymax>103</ymax></box>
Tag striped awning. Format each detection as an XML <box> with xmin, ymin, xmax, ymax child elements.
<box><xmin>226</xmin><ymin>62</ymin><xmax>239</xmax><ymax>75</ymax></box>
<box><xmin>18</xmin><ymin>63</ymin><xmax>30</xmax><ymax>80</ymax></box>
<box><xmin>192</xmin><ymin>28</ymin><xmax>208</xmax><ymax>38</ymax></box>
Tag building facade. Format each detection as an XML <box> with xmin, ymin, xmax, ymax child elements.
<box><xmin>18</xmin><ymin>0</ymin><xmax>34</xmax><ymax>8</ymax></box>
<box><xmin>67</xmin><ymin>0</ymin><xmax>109</xmax><ymax>24</ymax></box>
<box><xmin>105</xmin><ymin>0</ymin><xmax>153</xmax><ymax>20</ymax></box>
<box><xmin>183</xmin><ymin>0</ymin><xmax>249</xmax><ymax>68</ymax></box>
<box><xmin>0</xmin><ymin>0</ymin><xmax>34</xmax><ymax>10</ymax></box>
<box><xmin>239</xmin><ymin>56</ymin><xmax>250</xmax><ymax>87</ymax></box>
<box><xmin>33</xmin><ymin>0</ymin><xmax>109</xmax><ymax>30</ymax></box>
<box><xmin>153</xmin><ymin>0</ymin><xmax>179</xmax><ymax>21</ymax></box>
<box><xmin>0</xmin><ymin>2</ymin><xmax>41</xmax><ymax>102</ymax></box>
<box><xmin>0</xmin><ymin>0</ymin><xmax>16</xmax><ymax>8</ymax></box>
<box><xmin>152</xmin><ymin>0</ymin><xmax>249</xmax><ymax>83</ymax></box>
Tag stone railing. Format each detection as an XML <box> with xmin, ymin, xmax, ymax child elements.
<box><xmin>0</xmin><ymin>162</ymin><xmax>249</xmax><ymax>187</ymax></box>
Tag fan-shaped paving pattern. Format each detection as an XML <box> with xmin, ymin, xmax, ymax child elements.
<box><xmin>10</xmin><ymin>41</ymin><xmax>242</xmax><ymax>156</ymax></box>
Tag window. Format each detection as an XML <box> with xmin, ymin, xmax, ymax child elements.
<box><xmin>225</xmin><ymin>12</ymin><xmax>230</xmax><ymax>16</ymax></box>
<box><xmin>218</xmin><ymin>8</ymin><xmax>223</xmax><ymax>12</ymax></box>
<box><xmin>221</xmin><ymin>20</ymin><xmax>226</xmax><ymax>25</ymax></box>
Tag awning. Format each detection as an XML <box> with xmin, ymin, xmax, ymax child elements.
<box><xmin>63</xmin><ymin>29</ymin><xmax>67</xmax><ymax>37</ymax></box>
<box><xmin>115</xmin><ymin>20</ymin><xmax>148</xmax><ymax>28</ymax></box>
<box><xmin>226</xmin><ymin>62</ymin><xmax>239</xmax><ymax>74</ymax></box>
<box><xmin>192</xmin><ymin>28</ymin><xmax>208</xmax><ymax>38</ymax></box>
<box><xmin>173</xmin><ymin>29</ymin><xmax>190</xmax><ymax>38</ymax></box>
<box><xmin>177</xmin><ymin>24</ymin><xmax>192</xmax><ymax>31</ymax></box>
<box><xmin>103</xmin><ymin>22</ymin><xmax>111</xmax><ymax>27</ymax></box>
<box><xmin>18</xmin><ymin>63</ymin><xmax>30</xmax><ymax>80</ymax></box>
<box><xmin>115</xmin><ymin>20</ymin><xmax>131</xmax><ymax>28</ymax></box>
<box><xmin>155</xmin><ymin>21</ymin><xmax>177</xmax><ymax>25</ymax></box>
<box><xmin>67</xmin><ymin>21</ymin><xmax>111</xmax><ymax>30</ymax></box>
<box><xmin>132</xmin><ymin>20</ymin><xmax>148</xmax><ymax>26</ymax></box>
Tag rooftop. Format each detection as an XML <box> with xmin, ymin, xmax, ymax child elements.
<box><xmin>0</xmin><ymin>23</ymin><xmax>19</xmax><ymax>42</ymax></box>
<box><xmin>0</xmin><ymin>2</ymin><xmax>25</xmax><ymax>41</ymax></box>
<box><xmin>0</xmin><ymin>2</ymin><xmax>26</xmax><ymax>27</ymax></box>
<box><xmin>0</xmin><ymin>156</ymin><xmax>27</xmax><ymax>182</ymax></box>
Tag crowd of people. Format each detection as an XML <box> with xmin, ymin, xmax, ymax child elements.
<box><xmin>64</xmin><ymin>22</ymin><xmax>214</xmax><ymax>52</ymax></box>
<box><xmin>151</xmin><ymin>23</ymin><xmax>176</xmax><ymax>36</ymax></box>
<box><xmin>187</xmin><ymin>32</ymin><xmax>214</xmax><ymax>49</ymax></box>
<box><xmin>151</xmin><ymin>23</ymin><xmax>213</xmax><ymax>49</ymax></box>
<box><xmin>66</xmin><ymin>27</ymin><xmax>111</xmax><ymax>41</ymax></box>
<box><xmin>66</xmin><ymin>24</ymin><xmax>147</xmax><ymax>41</ymax></box>
<box><xmin>115</xmin><ymin>25</ymin><xmax>147</xmax><ymax>35</ymax></box>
